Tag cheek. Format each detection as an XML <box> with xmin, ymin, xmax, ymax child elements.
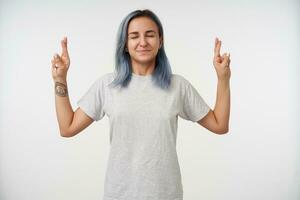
<box><xmin>150</xmin><ymin>38</ymin><xmax>160</xmax><ymax>46</ymax></box>
<box><xmin>127</xmin><ymin>41</ymin><xmax>137</xmax><ymax>49</ymax></box>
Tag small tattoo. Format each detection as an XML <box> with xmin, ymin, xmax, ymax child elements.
<box><xmin>55</xmin><ymin>82</ymin><xmax>68</xmax><ymax>97</ymax></box>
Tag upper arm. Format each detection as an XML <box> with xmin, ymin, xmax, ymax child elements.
<box><xmin>197</xmin><ymin>109</ymin><xmax>227</xmax><ymax>134</ymax></box>
<box><xmin>63</xmin><ymin>107</ymin><xmax>94</xmax><ymax>137</ymax></box>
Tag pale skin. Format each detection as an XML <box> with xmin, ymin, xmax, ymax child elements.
<box><xmin>52</xmin><ymin>16</ymin><xmax>230</xmax><ymax>137</ymax></box>
<box><xmin>126</xmin><ymin>17</ymin><xmax>162</xmax><ymax>75</ymax></box>
<box><xmin>52</xmin><ymin>38</ymin><xmax>94</xmax><ymax>137</ymax></box>
<box><xmin>197</xmin><ymin>38</ymin><xmax>231</xmax><ymax>134</ymax></box>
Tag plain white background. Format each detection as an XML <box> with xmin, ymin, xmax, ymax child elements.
<box><xmin>0</xmin><ymin>0</ymin><xmax>299</xmax><ymax>199</ymax></box>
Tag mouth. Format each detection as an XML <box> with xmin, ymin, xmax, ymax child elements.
<box><xmin>136</xmin><ymin>50</ymin><xmax>151</xmax><ymax>52</ymax></box>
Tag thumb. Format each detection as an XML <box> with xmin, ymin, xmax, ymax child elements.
<box><xmin>54</xmin><ymin>54</ymin><xmax>64</xmax><ymax>67</ymax></box>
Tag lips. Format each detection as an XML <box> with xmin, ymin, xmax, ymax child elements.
<box><xmin>137</xmin><ymin>50</ymin><xmax>151</xmax><ymax>52</ymax></box>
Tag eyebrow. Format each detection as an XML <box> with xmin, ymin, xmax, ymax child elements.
<box><xmin>128</xmin><ymin>30</ymin><xmax>156</xmax><ymax>35</ymax></box>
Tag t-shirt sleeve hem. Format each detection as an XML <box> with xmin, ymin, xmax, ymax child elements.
<box><xmin>192</xmin><ymin>105</ymin><xmax>211</xmax><ymax>123</ymax></box>
<box><xmin>77</xmin><ymin>101</ymin><xmax>99</xmax><ymax>122</ymax></box>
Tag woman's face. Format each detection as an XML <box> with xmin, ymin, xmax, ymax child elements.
<box><xmin>126</xmin><ymin>16</ymin><xmax>162</xmax><ymax>65</ymax></box>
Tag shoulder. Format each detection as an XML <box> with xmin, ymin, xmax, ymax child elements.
<box><xmin>95</xmin><ymin>72</ymin><xmax>115</xmax><ymax>85</ymax></box>
<box><xmin>169</xmin><ymin>73</ymin><xmax>195</xmax><ymax>97</ymax></box>
<box><xmin>171</xmin><ymin>73</ymin><xmax>192</xmax><ymax>87</ymax></box>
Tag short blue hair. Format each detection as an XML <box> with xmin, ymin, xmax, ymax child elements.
<box><xmin>109</xmin><ymin>9</ymin><xmax>172</xmax><ymax>90</ymax></box>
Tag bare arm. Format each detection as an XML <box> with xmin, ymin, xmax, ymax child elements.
<box><xmin>54</xmin><ymin>80</ymin><xmax>94</xmax><ymax>137</ymax></box>
<box><xmin>198</xmin><ymin>79</ymin><xmax>230</xmax><ymax>134</ymax></box>
<box><xmin>54</xmin><ymin>80</ymin><xmax>73</xmax><ymax>136</ymax></box>
<box><xmin>213</xmin><ymin>79</ymin><xmax>230</xmax><ymax>132</ymax></box>
<box><xmin>52</xmin><ymin>37</ymin><xmax>94</xmax><ymax>137</ymax></box>
<box><xmin>197</xmin><ymin>37</ymin><xmax>231</xmax><ymax>134</ymax></box>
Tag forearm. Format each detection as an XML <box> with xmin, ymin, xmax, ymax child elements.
<box><xmin>213</xmin><ymin>79</ymin><xmax>230</xmax><ymax>132</ymax></box>
<box><xmin>54</xmin><ymin>80</ymin><xmax>74</xmax><ymax>136</ymax></box>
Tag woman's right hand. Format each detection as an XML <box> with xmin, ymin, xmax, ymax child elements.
<box><xmin>51</xmin><ymin>37</ymin><xmax>70</xmax><ymax>83</ymax></box>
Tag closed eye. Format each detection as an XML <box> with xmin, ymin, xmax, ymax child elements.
<box><xmin>130</xmin><ymin>35</ymin><xmax>155</xmax><ymax>39</ymax></box>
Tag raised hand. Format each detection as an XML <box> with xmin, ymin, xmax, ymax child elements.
<box><xmin>213</xmin><ymin>37</ymin><xmax>231</xmax><ymax>81</ymax></box>
<box><xmin>51</xmin><ymin>36</ymin><xmax>71</xmax><ymax>83</ymax></box>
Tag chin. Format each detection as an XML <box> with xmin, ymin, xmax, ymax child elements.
<box><xmin>133</xmin><ymin>56</ymin><xmax>155</xmax><ymax>63</ymax></box>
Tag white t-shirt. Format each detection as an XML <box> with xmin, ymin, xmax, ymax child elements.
<box><xmin>77</xmin><ymin>72</ymin><xmax>211</xmax><ymax>200</ymax></box>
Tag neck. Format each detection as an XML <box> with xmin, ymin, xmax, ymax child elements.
<box><xmin>131</xmin><ymin>59</ymin><xmax>155</xmax><ymax>76</ymax></box>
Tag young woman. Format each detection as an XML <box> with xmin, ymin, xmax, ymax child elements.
<box><xmin>52</xmin><ymin>9</ymin><xmax>231</xmax><ymax>200</ymax></box>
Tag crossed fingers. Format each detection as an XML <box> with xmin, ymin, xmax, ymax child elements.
<box><xmin>51</xmin><ymin>37</ymin><xmax>69</xmax><ymax>69</ymax></box>
<box><xmin>214</xmin><ymin>37</ymin><xmax>221</xmax><ymax>58</ymax></box>
<box><xmin>61</xmin><ymin>37</ymin><xmax>69</xmax><ymax>58</ymax></box>
<box><xmin>214</xmin><ymin>37</ymin><xmax>230</xmax><ymax>67</ymax></box>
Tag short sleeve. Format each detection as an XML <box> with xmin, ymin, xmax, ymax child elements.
<box><xmin>76</xmin><ymin>77</ymin><xmax>105</xmax><ymax>121</ymax></box>
<box><xmin>178</xmin><ymin>79</ymin><xmax>211</xmax><ymax>122</ymax></box>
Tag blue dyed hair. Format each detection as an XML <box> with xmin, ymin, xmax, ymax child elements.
<box><xmin>109</xmin><ymin>9</ymin><xmax>172</xmax><ymax>90</ymax></box>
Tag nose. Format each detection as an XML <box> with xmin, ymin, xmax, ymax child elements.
<box><xmin>139</xmin><ymin>36</ymin><xmax>147</xmax><ymax>47</ymax></box>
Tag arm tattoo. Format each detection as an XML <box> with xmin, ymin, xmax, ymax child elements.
<box><xmin>55</xmin><ymin>82</ymin><xmax>68</xmax><ymax>97</ymax></box>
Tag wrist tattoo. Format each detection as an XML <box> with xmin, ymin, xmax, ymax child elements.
<box><xmin>55</xmin><ymin>82</ymin><xmax>68</xmax><ymax>97</ymax></box>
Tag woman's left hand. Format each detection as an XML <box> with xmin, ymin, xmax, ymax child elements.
<box><xmin>213</xmin><ymin>37</ymin><xmax>231</xmax><ymax>81</ymax></box>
